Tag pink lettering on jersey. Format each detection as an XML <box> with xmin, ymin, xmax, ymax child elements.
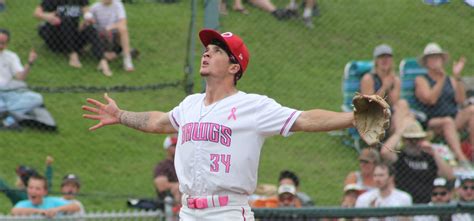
<box><xmin>220</xmin><ymin>154</ymin><xmax>231</xmax><ymax>173</ymax></box>
<box><xmin>210</xmin><ymin>154</ymin><xmax>219</xmax><ymax>172</ymax></box>
<box><xmin>209</xmin><ymin>123</ymin><xmax>220</xmax><ymax>143</ymax></box>
<box><xmin>220</xmin><ymin>126</ymin><xmax>232</xmax><ymax>147</ymax></box>
<box><xmin>197</xmin><ymin>122</ymin><xmax>209</xmax><ymax>141</ymax></box>
<box><xmin>227</xmin><ymin>107</ymin><xmax>237</xmax><ymax>120</ymax></box>
<box><xmin>181</xmin><ymin>122</ymin><xmax>233</xmax><ymax>147</ymax></box>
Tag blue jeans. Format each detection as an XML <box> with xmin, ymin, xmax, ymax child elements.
<box><xmin>0</xmin><ymin>90</ymin><xmax>43</xmax><ymax>116</ymax></box>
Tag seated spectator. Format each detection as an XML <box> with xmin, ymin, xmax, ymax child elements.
<box><xmin>381</xmin><ymin>120</ymin><xmax>455</xmax><ymax>204</ymax></box>
<box><xmin>414</xmin><ymin>42</ymin><xmax>474</xmax><ymax>163</ymax></box>
<box><xmin>0</xmin><ymin>156</ymin><xmax>53</xmax><ymax>205</ymax></box>
<box><xmin>414</xmin><ymin>177</ymin><xmax>465</xmax><ymax>221</ymax></box>
<box><xmin>278</xmin><ymin>170</ymin><xmax>314</xmax><ymax>206</ymax></box>
<box><xmin>341</xmin><ymin>183</ymin><xmax>363</xmax><ymax>208</ymax></box>
<box><xmin>276</xmin><ymin>184</ymin><xmax>301</xmax><ymax>208</ymax></box>
<box><xmin>60</xmin><ymin>174</ymin><xmax>85</xmax><ymax>216</ymax></box>
<box><xmin>0</xmin><ymin>29</ymin><xmax>46</xmax><ymax>130</ymax></box>
<box><xmin>457</xmin><ymin>175</ymin><xmax>474</xmax><ymax>203</ymax></box>
<box><xmin>452</xmin><ymin>175</ymin><xmax>474</xmax><ymax>220</ymax></box>
<box><xmin>341</xmin><ymin>148</ymin><xmax>380</xmax><ymax>208</ymax></box>
<box><xmin>86</xmin><ymin>0</ymin><xmax>136</xmax><ymax>75</ymax></box>
<box><xmin>360</xmin><ymin>44</ymin><xmax>414</xmax><ymax>134</ymax></box>
<box><xmin>154</xmin><ymin>134</ymin><xmax>180</xmax><ymax>206</ymax></box>
<box><xmin>34</xmin><ymin>0</ymin><xmax>95</xmax><ymax>69</ymax></box>
<box><xmin>355</xmin><ymin>162</ymin><xmax>412</xmax><ymax>220</ymax></box>
<box><xmin>11</xmin><ymin>174</ymin><xmax>80</xmax><ymax>218</ymax></box>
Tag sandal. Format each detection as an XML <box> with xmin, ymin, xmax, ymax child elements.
<box><xmin>233</xmin><ymin>7</ymin><xmax>249</xmax><ymax>15</ymax></box>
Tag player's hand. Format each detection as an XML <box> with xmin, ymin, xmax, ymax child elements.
<box><xmin>453</xmin><ymin>56</ymin><xmax>466</xmax><ymax>79</ymax></box>
<box><xmin>82</xmin><ymin>93</ymin><xmax>122</xmax><ymax>131</ymax></box>
<box><xmin>419</xmin><ymin>140</ymin><xmax>434</xmax><ymax>156</ymax></box>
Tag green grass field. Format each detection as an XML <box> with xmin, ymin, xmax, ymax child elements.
<box><xmin>0</xmin><ymin>0</ymin><xmax>473</xmax><ymax>214</ymax></box>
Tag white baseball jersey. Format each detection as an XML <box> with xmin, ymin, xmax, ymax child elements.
<box><xmin>169</xmin><ymin>91</ymin><xmax>301</xmax><ymax>196</ymax></box>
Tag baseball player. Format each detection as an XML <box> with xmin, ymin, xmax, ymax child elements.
<box><xmin>83</xmin><ymin>29</ymin><xmax>354</xmax><ymax>220</ymax></box>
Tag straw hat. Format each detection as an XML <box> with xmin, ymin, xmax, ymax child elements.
<box><xmin>419</xmin><ymin>42</ymin><xmax>449</xmax><ymax>67</ymax></box>
<box><xmin>402</xmin><ymin>121</ymin><xmax>427</xmax><ymax>139</ymax></box>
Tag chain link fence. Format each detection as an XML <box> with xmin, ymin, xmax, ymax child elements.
<box><xmin>0</xmin><ymin>0</ymin><xmax>474</xmax><ymax>218</ymax></box>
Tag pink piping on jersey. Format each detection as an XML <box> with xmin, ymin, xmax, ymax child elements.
<box><xmin>280</xmin><ymin>111</ymin><xmax>297</xmax><ymax>135</ymax></box>
<box><xmin>228</xmin><ymin>107</ymin><xmax>237</xmax><ymax>120</ymax></box>
<box><xmin>241</xmin><ymin>207</ymin><xmax>246</xmax><ymax>221</ymax></box>
<box><xmin>171</xmin><ymin>113</ymin><xmax>179</xmax><ymax>127</ymax></box>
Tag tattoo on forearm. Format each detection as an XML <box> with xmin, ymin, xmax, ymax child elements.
<box><xmin>120</xmin><ymin>112</ymin><xmax>150</xmax><ymax>130</ymax></box>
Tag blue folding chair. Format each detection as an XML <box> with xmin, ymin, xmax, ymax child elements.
<box><xmin>341</xmin><ymin>60</ymin><xmax>373</xmax><ymax>152</ymax></box>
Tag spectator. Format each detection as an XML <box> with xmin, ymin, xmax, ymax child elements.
<box><xmin>414</xmin><ymin>42</ymin><xmax>474</xmax><ymax>163</ymax></box>
<box><xmin>414</xmin><ymin>177</ymin><xmax>466</xmax><ymax>221</ymax></box>
<box><xmin>0</xmin><ymin>28</ymin><xmax>43</xmax><ymax>129</ymax></box>
<box><xmin>154</xmin><ymin>134</ymin><xmax>180</xmax><ymax>206</ymax></box>
<box><xmin>276</xmin><ymin>184</ymin><xmax>301</xmax><ymax>208</ymax></box>
<box><xmin>0</xmin><ymin>156</ymin><xmax>53</xmax><ymax>206</ymax></box>
<box><xmin>278</xmin><ymin>170</ymin><xmax>314</xmax><ymax>206</ymax></box>
<box><xmin>453</xmin><ymin>175</ymin><xmax>474</xmax><ymax>220</ymax></box>
<box><xmin>60</xmin><ymin>174</ymin><xmax>85</xmax><ymax>216</ymax></box>
<box><xmin>341</xmin><ymin>148</ymin><xmax>380</xmax><ymax>208</ymax></box>
<box><xmin>11</xmin><ymin>174</ymin><xmax>80</xmax><ymax>218</ymax></box>
<box><xmin>34</xmin><ymin>0</ymin><xmax>95</xmax><ymax>69</ymax></box>
<box><xmin>355</xmin><ymin>162</ymin><xmax>412</xmax><ymax>221</ymax></box>
<box><xmin>381</xmin><ymin>120</ymin><xmax>455</xmax><ymax>204</ymax></box>
<box><xmin>360</xmin><ymin>44</ymin><xmax>414</xmax><ymax>134</ymax></box>
<box><xmin>87</xmin><ymin>0</ymin><xmax>135</xmax><ymax>74</ymax></box>
<box><xmin>341</xmin><ymin>183</ymin><xmax>363</xmax><ymax>208</ymax></box>
<box><xmin>220</xmin><ymin>0</ymin><xmax>249</xmax><ymax>15</ymax></box>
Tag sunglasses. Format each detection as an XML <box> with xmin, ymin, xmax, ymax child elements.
<box><xmin>359</xmin><ymin>159</ymin><xmax>372</xmax><ymax>164</ymax></box>
<box><xmin>279</xmin><ymin>195</ymin><xmax>295</xmax><ymax>202</ymax></box>
<box><xmin>462</xmin><ymin>185</ymin><xmax>474</xmax><ymax>191</ymax></box>
<box><xmin>431</xmin><ymin>191</ymin><xmax>447</xmax><ymax>197</ymax></box>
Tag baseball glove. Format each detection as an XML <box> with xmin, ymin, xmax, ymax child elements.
<box><xmin>352</xmin><ymin>93</ymin><xmax>391</xmax><ymax>146</ymax></box>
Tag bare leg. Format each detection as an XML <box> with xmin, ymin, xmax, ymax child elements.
<box><xmin>391</xmin><ymin>99</ymin><xmax>414</xmax><ymax>133</ymax></box>
<box><xmin>116</xmin><ymin>22</ymin><xmax>134</xmax><ymax>71</ymax></box>
<box><xmin>248</xmin><ymin>0</ymin><xmax>276</xmax><ymax>12</ymax></box>
<box><xmin>69</xmin><ymin>52</ymin><xmax>82</xmax><ymax>68</ymax></box>
<box><xmin>233</xmin><ymin>0</ymin><xmax>248</xmax><ymax>14</ymax></box>
<box><xmin>428</xmin><ymin>117</ymin><xmax>467</xmax><ymax>162</ymax></box>
<box><xmin>219</xmin><ymin>0</ymin><xmax>228</xmax><ymax>15</ymax></box>
<box><xmin>456</xmin><ymin>105</ymin><xmax>474</xmax><ymax>147</ymax></box>
<box><xmin>97</xmin><ymin>59</ymin><xmax>112</xmax><ymax>77</ymax></box>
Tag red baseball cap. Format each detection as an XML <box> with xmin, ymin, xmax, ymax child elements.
<box><xmin>199</xmin><ymin>29</ymin><xmax>250</xmax><ymax>74</ymax></box>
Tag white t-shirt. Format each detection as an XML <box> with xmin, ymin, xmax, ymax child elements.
<box><xmin>414</xmin><ymin>202</ymin><xmax>472</xmax><ymax>221</ymax></box>
<box><xmin>0</xmin><ymin>49</ymin><xmax>24</xmax><ymax>88</ymax></box>
<box><xmin>89</xmin><ymin>1</ymin><xmax>126</xmax><ymax>30</ymax></box>
<box><xmin>355</xmin><ymin>188</ymin><xmax>412</xmax><ymax>221</ymax></box>
<box><xmin>169</xmin><ymin>91</ymin><xmax>301</xmax><ymax>196</ymax></box>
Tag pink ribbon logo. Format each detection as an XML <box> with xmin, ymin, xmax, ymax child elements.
<box><xmin>227</xmin><ymin>107</ymin><xmax>237</xmax><ymax>120</ymax></box>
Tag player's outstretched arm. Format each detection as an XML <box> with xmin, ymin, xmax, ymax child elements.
<box><xmin>290</xmin><ymin>109</ymin><xmax>353</xmax><ymax>132</ymax></box>
<box><xmin>82</xmin><ymin>93</ymin><xmax>176</xmax><ymax>133</ymax></box>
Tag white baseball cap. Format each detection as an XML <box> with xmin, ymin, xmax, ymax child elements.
<box><xmin>278</xmin><ymin>184</ymin><xmax>296</xmax><ymax>195</ymax></box>
<box><xmin>163</xmin><ymin>135</ymin><xmax>178</xmax><ymax>149</ymax></box>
